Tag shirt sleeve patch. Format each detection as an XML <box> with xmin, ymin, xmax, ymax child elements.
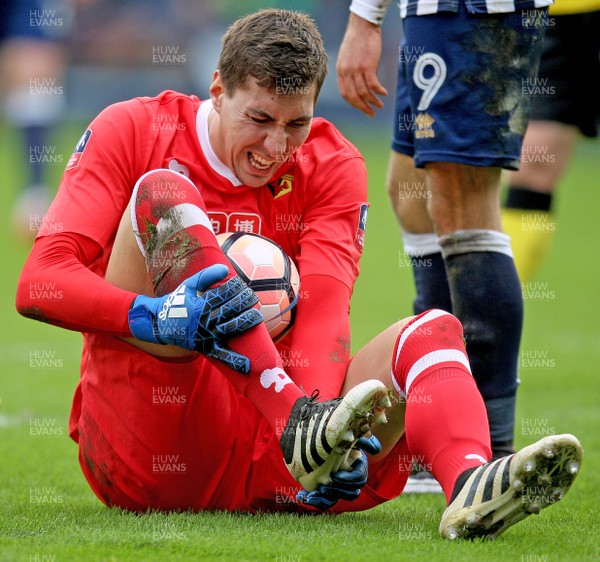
<box><xmin>66</xmin><ymin>129</ymin><xmax>92</xmax><ymax>171</ymax></box>
<box><xmin>355</xmin><ymin>203</ymin><xmax>368</xmax><ymax>252</ymax></box>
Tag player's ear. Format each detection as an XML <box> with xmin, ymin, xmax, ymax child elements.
<box><xmin>209</xmin><ymin>71</ymin><xmax>224</xmax><ymax>113</ymax></box>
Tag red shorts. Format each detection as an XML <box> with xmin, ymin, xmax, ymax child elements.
<box><xmin>70</xmin><ymin>334</ymin><xmax>411</xmax><ymax>513</ymax></box>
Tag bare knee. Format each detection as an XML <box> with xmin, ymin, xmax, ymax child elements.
<box><xmin>426</xmin><ymin>162</ymin><xmax>502</xmax><ymax>234</ymax></box>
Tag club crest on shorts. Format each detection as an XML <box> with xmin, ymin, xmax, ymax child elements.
<box><xmin>415</xmin><ymin>113</ymin><xmax>435</xmax><ymax>139</ymax></box>
<box><xmin>355</xmin><ymin>203</ymin><xmax>368</xmax><ymax>251</ymax></box>
<box><xmin>66</xmin><ymin>129</ymin><xmax>92</xmax><ymax>171</ymax></box>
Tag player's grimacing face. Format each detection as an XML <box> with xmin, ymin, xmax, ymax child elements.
<box><xmin>209</xmin><ymin>73</ymin><xmax>315</xmax><ymax>187</ymax></box>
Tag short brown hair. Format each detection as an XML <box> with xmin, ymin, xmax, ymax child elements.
<box><xmin>218</xmin><ymin>9</ymin><xmax>328</xmax><ymax>100</ymax></box>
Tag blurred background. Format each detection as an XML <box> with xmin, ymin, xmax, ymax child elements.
<box><xmin>64</xmin><ymin>0</ymin><xmax>402</xmax><ymax>123</ymax></box>
<box><xmin>4</xmin><ymin>0</ymin><xmax>402</xmax><ymax>127</ymax></box>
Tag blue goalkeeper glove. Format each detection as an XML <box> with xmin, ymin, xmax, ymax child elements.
<box><xmin>295</xmin><ymin>435</ymin><xmax>382</xmax><ymax>511</ymax></box>
<box><xmin>128</xmin><ymin>264</ymin><xmax>263</xmax><ymax>373</ymax></box>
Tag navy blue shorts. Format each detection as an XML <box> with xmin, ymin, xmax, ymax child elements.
<box><xmin>392</xmin><ymin>4</ymin><xmax>548</xmax><ymax>170</ymax></box>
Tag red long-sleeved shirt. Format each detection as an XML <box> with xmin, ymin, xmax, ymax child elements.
<box><xmin>16</xmin><ymin>90</ymin><xmax>369</xmax><ymax>407</ymax></box>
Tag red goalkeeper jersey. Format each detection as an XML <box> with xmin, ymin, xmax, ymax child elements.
<box><xmin>15</xmin><ymin>91</ymin><xmax>411</xmax><ymax>513</ymax></box>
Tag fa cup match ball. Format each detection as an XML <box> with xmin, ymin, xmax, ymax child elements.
<box><xmin>217</xmin><ymin>232</ymin><xmax>300</xmax><ymax>341</ymax></box>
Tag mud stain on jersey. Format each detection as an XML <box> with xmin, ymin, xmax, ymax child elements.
<box><xmin>328</xmin><ymin>336</ymin><xmax>351</xmax><ymax>363</ymax></box>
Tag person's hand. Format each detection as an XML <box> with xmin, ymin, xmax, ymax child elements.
<box><xmin>336</xmin><ymin>13</ymin><xmax>388</xmax><ymax>117</ymax></box>
<box><xmin>128</xmin><ymin>264</ymin><xmax>263</xmax><ymax>373</ymax></box>
<box><xmin>295</xmin><ymin>435</ymin><xmax>382</xmax><ymax>510</ymax></box>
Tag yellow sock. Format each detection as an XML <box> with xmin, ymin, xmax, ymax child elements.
<box><xmin>502</xmin><ymin>208</ymin><xmax>555</xmax><ymax>284</ymax></box>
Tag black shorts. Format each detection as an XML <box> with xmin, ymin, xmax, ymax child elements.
<box><xmin>530</xmin><ymin>11</ymin><xmax>600</xmax><ymax>137</ymax></box>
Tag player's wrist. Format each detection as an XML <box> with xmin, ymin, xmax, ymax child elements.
<box><xmin>128</xmin><ymin>294</ymin><xmax>162</xmax><ymax>344</ymax></box>
<box><xmin>349</xmin><ymin>0</ymin><xmax>390</xmax><ymax>26</ymax></box>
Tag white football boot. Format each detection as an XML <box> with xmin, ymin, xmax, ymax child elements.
<box><xmin>280</xmin><ymin>379</ymin><xmax>391</xmax><ymax>492</ymax></box>
<box><xmin>440</xmin><ymin>434</ymin><xmax>582</xmax><ymax>540</ymax></box>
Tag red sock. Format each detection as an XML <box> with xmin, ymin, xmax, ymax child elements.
<box><xmin>133</xmin><ymin>169</ymin><xmax>305</xmax><ymax>430</ymax></box>
<box><xmin>392</xmin><ymin>309</ymin><xmax>492</xmax><ymax>503</ymax></box>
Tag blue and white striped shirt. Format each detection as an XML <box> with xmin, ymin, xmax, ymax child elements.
<box><xmin>350</xmin><ymin>0</ymin><xmax>553</xmax><ymax>23</ymax></box>
<box><xmin>399</xmin><ymin>0</ymin><xmax>552</xmax><ymax>18</ymax></box>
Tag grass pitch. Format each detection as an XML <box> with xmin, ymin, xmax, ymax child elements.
<box><xmin>0</xmin><ymin>120</ymin><xmax>598</xmax><ymax>561</ymax></box>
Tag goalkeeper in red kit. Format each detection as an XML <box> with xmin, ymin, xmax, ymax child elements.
<box><xmin>16</xmin><ymin>9</ymin><xmax>581</xmax><ymax>540</ymax></box>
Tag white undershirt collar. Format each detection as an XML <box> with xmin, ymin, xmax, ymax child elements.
<box><xmin>196</xmin><ymin>99</ymin><xmax>242</xmax><ymax>187</ymax></box>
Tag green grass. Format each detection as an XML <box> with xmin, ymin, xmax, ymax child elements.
<box><xmin>1</xmin><ymin>121</ymin><xmax>599</xmax><ymax>561</ymax></box>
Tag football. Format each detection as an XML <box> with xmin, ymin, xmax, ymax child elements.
<box><xmin>217</xmin><ymin>232</ymin><xmax>300</xmax><ymax>341</ymax></box>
